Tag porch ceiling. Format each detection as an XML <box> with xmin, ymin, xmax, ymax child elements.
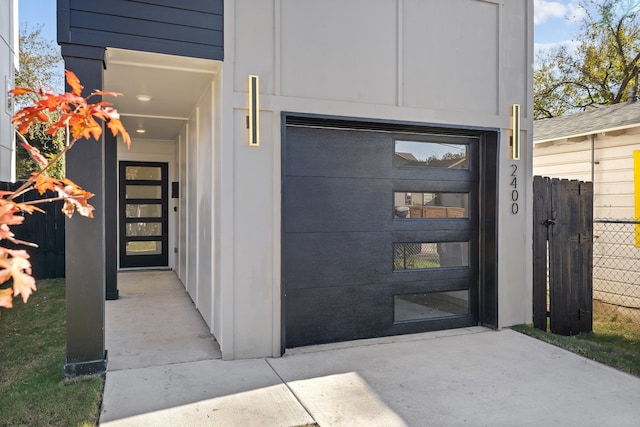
<box><xmin>103</xmin><ymin>48</ymin><xmax>218</xmax><ymax>141</ymax></box>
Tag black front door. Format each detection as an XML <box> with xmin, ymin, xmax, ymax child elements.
<box><xmin>283</xmin><ymin>120</ymin><xmax>485</xmax><ymax>348</ymax></box>
<box><xmin>119</xmin><ymin>161</ymin><xmax>169</xmax><ymax>268</ymax></box>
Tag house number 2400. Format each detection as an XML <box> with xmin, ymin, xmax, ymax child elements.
<box><xmin>510</xmin><ymin>164</ymin><xmax>519</xmax><ymax>214</ymax></box>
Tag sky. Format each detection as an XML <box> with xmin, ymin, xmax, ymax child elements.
<box><xmin>534</xmin><ymin>0</ymin><xmax>586</xmax><ymax>46</ymax></box>
<box><xmin>18</xmin><ymin>0</ymin><xmax>58</xmax><ymax>43</ymax></box>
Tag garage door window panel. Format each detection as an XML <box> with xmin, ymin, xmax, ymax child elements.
<box><xmin>393</xmin><ymin>242</ymin><xmax>470</xmax><ymax>270</ymax></box>
<box><xmin>394</xmin><ymin>140</ymin><xmax>469</xmax><ymax>169</ymax></box>
<box><xmin>393</xmin><ymin>192</ymin><xmax>469</xmax><ymax>219</ymax></box>
<box><xmin>394</xmin><ymin>290</ymin><xmax>469</xmax><ymax>322</ymax></box>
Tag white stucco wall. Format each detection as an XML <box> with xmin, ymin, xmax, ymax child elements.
<box><xmin>172</xmin><ymin>82</ymin><xmax>218</xmax><ymax>328</ymax></box>
<box><xmin>0</xmin><ymin>0</ymin><xmax>18</xmax><ymax>182</ymax></box>
<box><xmin>195</xmin><ymin>83</ymin><xmax>214</xmax><ymax>327</ymax></box>
<box><xmin>166</xmin><ymin>67</ymin><xmax>228</xmax><ymax>346</ymax></box>
<box><xmin>211</xmin><ymin>0</ymin><xmax>534</xmax><ymax>359</ymax></box>
<box><xmin>185</xmin><ymin>110</ymin><xmax>198</xmax><ymax>300</ymax></box>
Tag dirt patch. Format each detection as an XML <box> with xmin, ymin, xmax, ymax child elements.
<box><xmin>593</xmin><ymin>299</ymin><xmax>640</xmax><ymax>324</ymax></box>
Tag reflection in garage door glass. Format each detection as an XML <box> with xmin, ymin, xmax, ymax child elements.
<box><xmin>393</xmin><ymin>242</ymin><xmax>469</xmax><ymax>270</ymax></box>
<box><xmin>394</xmin><ymin>290</ymin><xmax>469</xmax><ymax>322</ymax></box>
<box><xmin>394</xmin><ymin>140</ymin><xmax>469</xmax><ymax>169</ymax></box>
<box><xmin>393</xmin><ymin>192</ymin><xmax>468</xmax><ymax>218</ymax></box>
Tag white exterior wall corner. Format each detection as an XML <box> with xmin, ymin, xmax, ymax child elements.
<box><xmin>186</xmin><ymin>109</ymin><xmax>199</xmax><ymax>301</ymax></box>
<box><xmin>220</xmin><ymin>0</ymin><xmax>533</xmax><ymax>359</ymax></box>
<box><xmin>195</xmin><ymin>84</ymin><xmax>214</xmax><ymax>329</ymax></box>
<box><xmin>0</xmin><ymin>0</ymin><xmax>18</xmax><ymax>182</ymax></box>
<box><xmin>496</xmin><ymin>0</ymin><xmax>534</xmax><ymax>328</ymax></box>
<box><xmin>216</xmin><ymin>4</ymin><xmax>237</xmax><ymax>359</ymax></box>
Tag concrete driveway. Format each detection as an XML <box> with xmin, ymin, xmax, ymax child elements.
<box><xmin>100</xmin><ymin>271</ymin><xmax>640</xmax><ymax>426</ymax></box>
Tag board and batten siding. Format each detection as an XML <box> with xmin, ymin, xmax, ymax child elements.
<box><xmin>533</xmin><ymin>127</ymin><xmax>640</xmax><ymax>219</ymax></box>
<box><xmin>220</xmin><ymin>0</ymin><xmax>534</xmax><ymax>359</ymax></box>
<box><xmin>58</xmin><ymin>0</ymin><xmax>223</xmax><ymax>60</ymax></box>
<box><xmin>232</xmin><ymin>0</ymin><xmax>525</xmax><ymax>117</ymax></box>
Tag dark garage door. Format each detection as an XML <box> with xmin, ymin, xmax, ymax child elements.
<box><xmin>283</xmin><ymin>117</ymin><xmax>493</xmax><ymax>348</ymax></box>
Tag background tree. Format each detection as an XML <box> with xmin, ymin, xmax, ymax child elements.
<box><xmin>15</xmin><ymin>24</ymin><xmax>64</xmax><ymax>178</ymax></box>
<box><xmin>534</xmin><ymin>0</ymin><xmax>640</xmax><ymax>119</ymax></box>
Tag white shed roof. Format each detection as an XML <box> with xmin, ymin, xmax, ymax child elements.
<box><xmin>534</xmin><ymin>101</ymin><xmax>640</xmax><ymax>143</ymax></box>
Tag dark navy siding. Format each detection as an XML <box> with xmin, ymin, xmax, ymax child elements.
<box><xmin>58</xmin><ymin>0</ymin><xmax>223</xmax><ymax>60</ymax></box>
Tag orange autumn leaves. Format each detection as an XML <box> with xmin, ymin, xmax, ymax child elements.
<box><xmin>0</xmin><ymin>197</ymin><xmax>35</xmax><ymax>309</ymax></box>
<box><xmin>11</xmin><ymin>70</ymin><xmax>130</xmax><ymax>147</ymax></box>
<box><xmin>0</xmin><ymin>70</ymin><xmax>130</xmax><ymax>312</ymax></box>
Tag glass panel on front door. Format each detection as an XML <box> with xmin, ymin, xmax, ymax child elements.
<box><xmin>125</xmin><ymin>222</ymin><xmax>162</xmax><ymax>237</ymax></box>
<box><xmin>125</xmin><ymin>166</ymin><xmax>162</xmax><ymax>180</ymax></box>
<box><xmin>125</xmin><ymin>241</ymin><xmax>163</xmax><ymax>256</ymax></box>
<box><xmin>126</xmin><ymin>204</ymin><xmax>162</xmax><ymax>218</ymax></box>
<box><xmin>126</xmin><ymin>185</ymin><xmax>162</xmax><ymax>199</ymax></box>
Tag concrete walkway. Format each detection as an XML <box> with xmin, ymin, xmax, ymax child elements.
<box><xmin>100</xmin><ymin>271</ymin><xmax>640</xmax><ymax>426</ymax></box>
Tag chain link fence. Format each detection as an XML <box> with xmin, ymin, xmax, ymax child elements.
<box><xmin>593</xmin><ymin>219</ymin><xmax>640</xmax><ymax>321</ymax></box>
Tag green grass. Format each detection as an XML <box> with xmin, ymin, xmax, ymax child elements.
<box><xmin>126</xmin><ymin>241</ymin><xmax>160</xmax><ymax>253</ymax></box>
<box><xmin>394</xmin><ymin>256</ymin><xmax>441</xmax><ymax>270</ymax></box>
<box><xmin>512</xmin><ymin>305</ymin><xmax>640</xmax><ymax>377</ymax></box>
<box><xmin>0</xmin><ymin>278</ymin><xmax>104</xmax><ymax>427</ymax></box>
<box><xmin>409</xmin><ymin>258</ymin><xmax>441</xmax><ymax>269</ymax></box>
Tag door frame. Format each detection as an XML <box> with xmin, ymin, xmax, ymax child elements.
<box><xmin>280</xmin><ymin>112</ymin><xmax>499</xmax><ymax>352</ymax></box>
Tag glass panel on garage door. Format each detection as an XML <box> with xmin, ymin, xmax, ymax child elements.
<box><xmin>283</xmin><ymin>122</ymin><xmax>481</xmax><ymax>348</ymax></box>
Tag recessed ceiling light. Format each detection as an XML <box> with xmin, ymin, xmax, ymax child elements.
<box><xmin>136</xmin><ymin>95</ymin><xmax>152</xmax><ymax>102</ymax></box>
<box><xmin>136</xmin><ymin>129</ymin><xmax>146</xmax><ymax>134</ymax></box>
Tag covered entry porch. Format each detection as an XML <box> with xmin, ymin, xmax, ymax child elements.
<box><xmin>58</xmin><ymin>0</ymin><xmax>230</xmax><ymax>374</ymax></box>
<box><xmin>105</xmin><ymin>270</ymin><xmax>220</xmax><ymax>371</ymax></box>
<box><xmin>61</xmin><ymin>44</ymin><xmax>227</xmax><ymax>374</ymax></box>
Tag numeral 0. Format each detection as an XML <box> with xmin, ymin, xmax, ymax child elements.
<box><xmin>510</xmin><ymin>164</ymin><xmax>519</xmax><ymax>215</ymax></box>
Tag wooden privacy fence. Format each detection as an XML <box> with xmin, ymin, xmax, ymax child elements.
<box><xmin>533</xmin><ymin>176</ymin><xmax>593</xmax><ymax>335</ymax></box>
<box><xmin>0</xmin><ymin>181</ymin><xmax>65</xmax><ymax>279</ymax></box>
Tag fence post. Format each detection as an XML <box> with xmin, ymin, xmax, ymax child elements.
<box><xmin>533</xmin><ymin>176</ymin><xmax>551</xmax><ymax>331</ymax></box>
